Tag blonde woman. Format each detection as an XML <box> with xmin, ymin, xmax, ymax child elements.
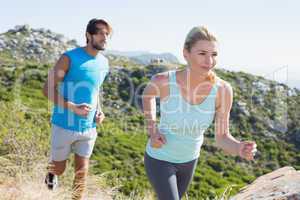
<box><xmin>142</xmin><ymin>26</ymin><xmax>257</xmax><ymax>200</ymax></box>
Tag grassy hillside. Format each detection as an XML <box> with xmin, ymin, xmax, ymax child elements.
<box><xmin>0</xmin><ymin>52</ymin><xmax>299</xmax><ymax>199</ymax></box>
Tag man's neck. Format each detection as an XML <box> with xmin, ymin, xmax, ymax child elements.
<box><xmin>83</xmin><ymin>46</ymin><xmax>99</xmax><ymax>57</ymax></box>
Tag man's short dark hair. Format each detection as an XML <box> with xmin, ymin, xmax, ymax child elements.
<box><xmin>86</xmin><ymin>18</ymin><xmax>112</xmax><ymax>43</ymax></box>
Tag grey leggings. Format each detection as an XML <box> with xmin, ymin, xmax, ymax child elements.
<box><xmin>144</xmin><ymin>152</ymin><xmax>198</xmax><ymax>200</ymax></box>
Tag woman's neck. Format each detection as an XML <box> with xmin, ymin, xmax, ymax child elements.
<box><xmin>182</xmin><ymin>67</ymin><xmax>211</xmax><ymax>86</ymax></box>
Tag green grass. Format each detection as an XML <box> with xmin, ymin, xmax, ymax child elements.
<box><xmin>0</xmin><ymin>53</ymin><xmax>300</xmax><ymax>199</ymax></box>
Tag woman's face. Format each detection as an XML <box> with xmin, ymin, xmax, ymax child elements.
<box><xmin>183</xmin><ymin>40</ymin><xmax>218</xmax><ymax>72</ymax></box>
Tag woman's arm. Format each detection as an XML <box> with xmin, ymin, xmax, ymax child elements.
<box><xmin>142</xmin><ymin>75</ymin><xmax>160</xmax><ymax>136</ymax></box>
<box><xmin>142</xmin><ymin>73</ymin><xmax>168</xmax><ymax>147</ymax></box>
<box><xmin>214</xmin><ymin>81</ymin><xmax>256</xmax><ymax>160</ymax></box>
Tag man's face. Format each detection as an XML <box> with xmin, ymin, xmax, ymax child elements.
<box><xmin>87</xmin><ymin>24</ymin><xmax>109</xmax><ymax>51</ymax></box>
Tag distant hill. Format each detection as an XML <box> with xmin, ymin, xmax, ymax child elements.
<box><xmin>105</xmin><ymin>50</ymin><xmax>180</xmax><ymax>65</ymax></box>
<box><xmin>0</xmin><ymin>25</ymin><xmax>180</xmax><ymax>67</ymax></box>
<box><xmin>105</xmin><ymin>50</ymin><xmax>151</xmax><ymax>57</ymax></box>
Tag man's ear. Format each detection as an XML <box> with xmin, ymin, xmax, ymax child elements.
<box><xmin>86</xmin><ymin>32</ymin><xmax>91</xmax><ymax>43</ymax></box>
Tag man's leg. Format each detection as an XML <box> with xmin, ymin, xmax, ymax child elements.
<box><xmin>72</xmin><ymin>127</ymin><xmax>97</xmax><ymax>200</ymax></box>
<box><xmin>72</xmin><ymin>154</ymin><xmax>89</xmax><ymax>200</ymax></box>
<box><xmin>48</xmin><ymin>160</ymin><xmax>67</xmax><ymax>176</ymax></box>
<box><xmin>45</xmin><ymin>160</ymin><xmax>66</xmax><ymax>190</ymax></box>
<box><xmin>46</xmin><ymin>125</ymin><xmax>73</xmax><ymax>189</ymax></box>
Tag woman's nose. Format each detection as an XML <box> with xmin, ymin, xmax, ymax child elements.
<box><xmin>205</xmin><ymin>56</ymin><xmax>213</xmax><ymax>65</ymax></box>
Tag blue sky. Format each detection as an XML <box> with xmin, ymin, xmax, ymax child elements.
<box><xmin>1</xmin><ymin>0</ymin><xmax>299</xmax><ymax>88</ymax></box>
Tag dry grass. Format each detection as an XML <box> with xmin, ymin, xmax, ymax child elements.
<box><xmin>0</xmin><ymin>104</ymin><xmax>153</xmax><ymax>200</ymax></box>
<box><xmin>0</xmin><ymin>155</ymin><xmax>115</xmax><ymax>200</ymax></box>
<box><xmin>0</xmin><ymin>103</ymin><xmax>116</xmax><ymax>200</ymax></box>
<box><xmin>0</xmin><ymin>156</ymin><xmax>156</xmax><ymax>200</ymax></box>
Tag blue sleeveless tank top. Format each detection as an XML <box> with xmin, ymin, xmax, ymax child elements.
<box><xmin>51</xmin><ymin>47</ymin><xmax>109</xmax><ymax>132</ymax></box>
<box><xmin>146</xmin><ymin>70</ymin><xmax>221</xmax><ymax>163</ymax></box>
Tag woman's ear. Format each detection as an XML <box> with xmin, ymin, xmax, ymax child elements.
<box><xmin>183</xmin><ymin>48</ymin><xmax>189</xmax><ymax>61</ymax></box>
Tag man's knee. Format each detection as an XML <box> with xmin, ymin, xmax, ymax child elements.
<box><xmin>74</xmin><ymin>154</ymin><xmax>89</xmax><ymax>175</ymax></box>
<box><xmin>48</xmin><ymin>161</ymin><xmax>66</xmax><ymax>176</ymax></box>
<box><xmin>55</xmin><ymin>167</ymin><xmax>66</xmax><ymax>176</ymax></box>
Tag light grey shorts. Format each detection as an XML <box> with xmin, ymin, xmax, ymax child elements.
<box><xmin>50</xmin><ymin>124</ymin><xmax>97</xmax><ymax>161</ymax></box>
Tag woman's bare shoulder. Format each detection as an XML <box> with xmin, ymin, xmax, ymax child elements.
<box><xmin>150</xmin><ymin>71</ymin><xmax>174</xmax><ymax>86</ymax></box>
<box><xmin>216</xmin><ymin>77</ymin><xmax>233</xmax><ymax>94</ymax></box>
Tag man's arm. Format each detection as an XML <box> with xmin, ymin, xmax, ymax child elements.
<box><xmin>43</xmin><ymin>55</ymin><xmax>74</xmax><ymax>109</ymax></box>
<box><xmin>42</xmin><ymin>55</ymin><xmax>75</xmax><ymax>109</ymax></box>
<box><xmin>43</xmin><ymin>54</ymin><xmax>93</xmax><ymax>117</ymax></box>
<box><xmin>97</xmin><ymin>90</ymin><xmax>102</xmax><ymax>112</ymax></box>
<box><xmin>96</xmin><ymin>63</ymin><xmax>109</xmax><ymax>114</ymax></box>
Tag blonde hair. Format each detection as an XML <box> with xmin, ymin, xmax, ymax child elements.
<box><xmin>184</xmin><ymin>26</ymin><xmax>218</xmax><ymax>83</ymax></box>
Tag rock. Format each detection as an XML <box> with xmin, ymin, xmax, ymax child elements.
<box><xmin>262</xmin><ymin>130</ymin><xmax>277</xmax><ymax>139</ymax></box>
<box><xmin>15</xmin><ymin>24</ymin><xmax>31</xmax><ymax>32</ymax></box>
<box><xmin>231</xmin><ymin>166</ymin><xmax>300</xmax><ymax>200</ymax></box>
<box><xmin>293</xmin><ymin>130</ymin><xmax>300</xmax><ymax>143</ymax></box>
<box><xmin>236</xmin><ymin>101</ymin><xmax>250</xmax><ymax>116</ymax></box>
<box><xmin>289</xmin><ymin>130</ymin><xmax>300</xmax><ymax>148</ymax></box>
<box><xmin>253</xmin><ymin>80</ymin><xmax>270</xmax><ymax>93</ymax></box>
<box><xmin>236</xmin><ymin>77</ymin><xmax>247</xmax><ymax>92</ymax></box>
<box><xmin>0</xmin><ymin>24</ymin><xmax>79</xmax><ymax>63</ymax></box>
<box><xmin>252</xmin><ymin>95</ymin><xmax>264</xmax><ymax>106</ymax></box>
<box><xmin>265</xmin><ymin>119</ymin><xmax>288</xmax><ymax>134</ymax></box>
<box><xmin>288</xmin><ymin>88</ymin><xmax>298</xmax><ymax>96</ymax></box>
<box><xmin>11</xmin><ymin>39</ymin><xmax>18</xmax><ymax>45</ymax></box>
<box><xmin>0</xmin><ymin>40</ymin><xmax>5</xmax><ymax>48</ymax></box>
<box><xmin>275</xmin><ymin>84</ymin><xmax>286</xmax><ymax>92</ymax></box>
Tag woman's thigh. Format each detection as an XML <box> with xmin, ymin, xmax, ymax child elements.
<box><xmin>144</xmin><ymin>152</ymin><xmax>180</xmax><ymax>200</ymax></box>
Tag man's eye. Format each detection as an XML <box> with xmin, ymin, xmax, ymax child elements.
<box><xmin>96</xmin><ymin>31</ymin><xmax>107</xmax><ymax>35</ymax></box>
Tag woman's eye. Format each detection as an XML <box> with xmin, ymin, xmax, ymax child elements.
<box><xmin>212</xmin><ymin>54</ymin><xmax>218</xmax><ymax>57</ymax></box>
<box><xmin>198</xmin><ymin>53</ymin><xmax>205</xmax><ymax>55</ymax></box>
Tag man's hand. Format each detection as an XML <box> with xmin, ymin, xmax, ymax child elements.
<box><xmin>238</xmin><ymin>141</ymin><xmax>257</xmax><ymax>161</ymax></box>
<box><xmin>68</xmin><ymin>102</ymin><xmax>92</xmax><ymax>117</ymax></box>
<box><xmin>95</xmin><ymin>111</ymin><xmax>105</xmax><ymax>124</ymax></box>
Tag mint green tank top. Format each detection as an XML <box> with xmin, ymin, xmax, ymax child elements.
<box><xmin>146</xmin><ymin>70</ymin><xmax>221</xmax><ymax>163</ymax></box>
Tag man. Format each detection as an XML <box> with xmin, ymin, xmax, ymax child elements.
<box><xmin>43</xmin><ymin>18</ymin><xmax>112</xmax><ymax>199</ymax></box>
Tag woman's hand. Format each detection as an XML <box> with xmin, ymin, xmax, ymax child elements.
<box><xmin>238</xmin><ymin>141</ymin><xmax>257</xmax><ymax>161</ymax></box>
<box><xmin>149</xmin><ymin>129</ymin><xmax>167</xmax><ymax>148</ymax></box>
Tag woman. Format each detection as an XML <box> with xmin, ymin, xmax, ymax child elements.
<box><xmin>142</xmin><ymin>26</ymin><xmax>257</xmax><ymax>200</ymax></box>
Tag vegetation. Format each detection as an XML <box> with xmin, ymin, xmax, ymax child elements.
<box><xmin>0</xmin><ymin>51</ymin><xmax>299</xmax><ymax>200</ymax></box>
